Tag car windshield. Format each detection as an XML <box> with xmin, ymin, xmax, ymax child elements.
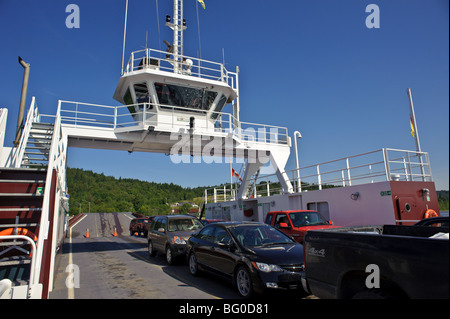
<box><xmin>289</xmin><ymin>211</ymin><xmax>328</xmax><ymax>227</ymax></box>
<box><xmin>230</xmin><ymin>224</ymin><xmax>294</xmax><ymax>248</ymax></box>
<box><xmin>167</xmin><ymin>218</ymin><xmax>203</xmax><ymax>232</ymax></box>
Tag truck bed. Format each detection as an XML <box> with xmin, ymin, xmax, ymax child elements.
<box><xmin>304</xmin><ymin>225</ymin><xmax>449</xmax><ymax>299</ymax></box>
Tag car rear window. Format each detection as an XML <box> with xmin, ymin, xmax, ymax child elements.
<box><xmin>167</xmin><ymin>218</ymin><xmax>203</xmax><ymax>231</ymax></box>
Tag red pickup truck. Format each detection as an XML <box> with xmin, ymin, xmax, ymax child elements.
<box><xmin>265</xmin><ymin>210</ymin><xmax>339</xmax><ymax>243</ymax></box>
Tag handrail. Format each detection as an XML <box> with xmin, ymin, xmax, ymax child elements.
<box><xmin>57</xmin><ymin>100</ymin><xmax>289</xmax><ymax>146</ymax></box>
<box><xmin>32</xmin><ymin>100</ymin><xmax>68</xmax><ymax>299</ymax></box>
<box><xmin>9</xmin><ymin>97</ymin><xmax>39</xmax><ymax>167</ymax></box>
<box><xmin>124</xmin><ymin>48</ymin><xmax>238</xmax><ymax>89</ymax></box>
<box><xmin>204</xmin><ymin>147</ymin><xmax>434</xmax><ymax>201</ymax></box>
<box><xmin>0</xmin><ymin>235</ymin><xmax>37</xmax><ymax>298</ymax></box>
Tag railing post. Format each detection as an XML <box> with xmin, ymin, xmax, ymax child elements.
<box><xmin>317</xmin><ymin>165</ymin><xmax>322</xmax><ymax>190</ymax></box>
<box><xmin>425</xmin><ymin>152</ymin><xmax>433</xmax><ymax>181</ymax></box>
<box><xmin>346</xmin><ymin>157</ymin><xmax>352</xmax><ymax>186</ymax></box>
<box><xmin>419</xmin><ymin>152</ymin><xmax>426</xmax><ymax>182</ymax></box>
<box><xmin>406</xmin><ymin>151</ymin><xmax>413</xmax><ymax>181</ymax></box>
<box><xmin>369</xmin><ymin>164</ymin><xmax>374</xmax><ymax>183</ymax></box>
<box><xmin>382</xmin><ymin>148</ymin><xmax>391</xmax><ymax>181</ymax></box>
<box><xmin>75</xmin><ymin>103</ymin><xmax>78</xmax><ymax>127</ymax></box>
<box><xmin>402</xmin><ymin>157</ymin><xmax>409</xmax><ymax>181</ymax></box>
<box><xmin>142</xmin><ymin>103</ymin><xmax>146</xmax><ymax>127</ymax></box>
<box><xmin>114</xmin><ymin>107</ymin><xmax>117</xmax><ymax>129</ymax></box>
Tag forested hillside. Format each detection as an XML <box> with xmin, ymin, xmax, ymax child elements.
<box><xmin>437</xmin><ymin>190</ymin><xmax>449</xmax><ymax>211</ymax></box>
<box><xmin>66</xmin><ymin>168</ymin><xmax>208</xmax><ymax>215</ymax></box>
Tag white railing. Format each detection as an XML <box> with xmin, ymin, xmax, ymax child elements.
<box><xmin>204</xmin><ymin>148</ymin><xmax>434</xmax><ymax>201</ymax></box>
<box><xmin>5</xmin><ymin>97</ymin><xmax>40</xmax><ymax>168</ymax></box>
<box><xmin>21</xmin><ymin>101</ymin><xmax>69</xmax><ymax>299</ymax></box>
<box><xmin>0</xmin><ymin>109</ymin><xmax>8</xmax><ymax>153</ymax></box>
<box><xmin>285</xmin><ymin>148</ymin><xmax>432</xmax><ymax>192</ymax></box>
<box><xmin>203</xmin><ymin>186</ymin><xmax>237</xmax><ymax>204</ymax></box>
<box><xmin>57</xmin><ymin>100</ymin><xmax>289</xmax><ymax>146</ymax></box>
<box><xmin>0</xmin><ymin>235</ymin><xmax>38</xmax><ymax>298</ymax></box>
<box><xmin>124</xmin><ymin>48</ymin><xmax>238</xmax><ymax>90</ymax></box>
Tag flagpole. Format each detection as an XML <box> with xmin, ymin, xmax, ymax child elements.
<box><xmin>407</xmin><ymin>88</ymin><xmax>421</xmax><ymax>153</ymax></box>
<box><xmin>407</xmin><ymin>88</ymin><xmax>426</xmax><ymax>180</ymax></box>
<box><xmin>230</xmin><ymin>162</ymin><xmax>233</xmax><ymax>199</ymax></box>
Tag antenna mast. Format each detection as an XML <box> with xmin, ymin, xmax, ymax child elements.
<box><xmin>121</xmin><ymin>0</ymin><xmax>129</xmax><ymax>75</ymax></box>
<box><xmin>166</xmin><ymin>0</ymin><xmax>187</xmax><ymax>73</ymax></box>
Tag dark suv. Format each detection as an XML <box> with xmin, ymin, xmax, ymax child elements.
<box><xmin>147</xmin><ymin>215</ymin><xmax>203</xmax><ymax>264</ymax></box>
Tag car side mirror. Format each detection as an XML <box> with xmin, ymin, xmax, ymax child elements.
<box><xmin>218</xmin><ymin>241</ymin><xmax>229</xmax><ymax>249</ymax></box>
<box><xmin>280</xmin><ymin>222</ymin><xmax>291</xmax><ymax>229</ymax></box>
<box><xmin>158</xmin><ymin>228</ymin><xmax>165</xmax><ymax>233</ymax></box>
<box><xmin>218</xmin><ymin>237</ymin><xmax>231</xmax><ymax>246</ymax></box>
<box><xmin>218</xmin><ymin>238</ymin><xmax>235</xmax><ymax>251</ymax></box>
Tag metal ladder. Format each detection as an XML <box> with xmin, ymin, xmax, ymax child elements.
<box><xmin>21</xmin><ymin>122</ymin><xmax>54</xmax><ymax>169</ymax></box>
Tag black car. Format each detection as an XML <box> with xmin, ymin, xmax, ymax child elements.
<box><xmin>147</xmin><ymin>215</ymin><xmax>204</xmax><ymax>264</ymax></box>
<box><xmin>187</xmin><ymin>222</ymin><xmax>306</xmax><ymax>298</ymax></box>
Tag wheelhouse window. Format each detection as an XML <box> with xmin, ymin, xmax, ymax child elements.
<box><xmin>123</xmin><ymin>88</ymin><xmax>134</xmax><ymax>113</ymax></box>
<box><xmin>155</xmin><ymin>82</ymin><xmax>217</xmax><ymax>112</ymax></box>
<box><xmin>211</xmin><ymin>94</ymin><xmax>228</xmax><ymax>120</ymax></box>
<box><xmin>134</xmin><ymin>82</ymin><xmax>152</xmax><ymax>110</ymax></box>
<box><xmin>134</xmin><ymin>82</ymin><xmax>149</xmax><ymax>103</ymax></box>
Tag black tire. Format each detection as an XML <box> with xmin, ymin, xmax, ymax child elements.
<box><xmin>235</xmin><ymin>266</ymin><xmax>253</xmax><ymax>298</ymax></box>
<box><xmin>147</xmin><ymin>240</ymin><xmax>156</xmax><ymax>257</ymax></box>
<box><xmin>188</xmin><ymin>252</ymin><xmax>200</xmax><ymax>276</ymax></box>
<box><xmin>166</xmin><ymin>245</ymin><xmax>175</xmax><ymax>265</ymax></box>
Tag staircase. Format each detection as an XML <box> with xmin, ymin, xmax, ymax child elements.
<box><xmin>0</xmin><ymin>168</ymin><xmax>45</xmax><ymax>296</ymax></box>
<box><xmin>1</xmin><ymin>98</ymin><xmax>68</xmax><ymax>298</ymax></box>
<box><xmin>21</xmin><ymin>122</ymin><xmax>54</xmax><ymax>169</ymax></box>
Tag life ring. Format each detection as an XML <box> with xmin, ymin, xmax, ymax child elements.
<box><xmin>423</xmin><ymin>209</ymin><xmax>438</xmax><ymax>219</ymax></box>
<box><xmin>0</xmin><ymin>228</ymin><xmax>38</xmax><ymax>256</ymax></box>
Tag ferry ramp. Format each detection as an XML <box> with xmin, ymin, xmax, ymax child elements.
<box><xmin>48</xmin><ymin>212</ymin><xmax>239</xmax><ymax>299</ymax></box>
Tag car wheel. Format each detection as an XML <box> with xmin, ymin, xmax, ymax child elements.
<box><xmin>148</xmin><ymin>240</ymin><xmax>156</xmax><ymax>257</ymax></box>
<box><xmin>166</xmin><ymin>245</ymin><xmax>174</xmax><ymax>265</ymax></box>
<box><xmin>235</xmin><ymin>266</ymin><xmax>253</xmax><ymax>298</ymax></box>
<box><xmin>188</xmin><ymin>253</ymin><xmax>200</xmax><ymax>276</ymax></box>
<box><xmin>130</xmin><ymin>229</ymin><xmax>134</xmax><ymax>236</ymax></box>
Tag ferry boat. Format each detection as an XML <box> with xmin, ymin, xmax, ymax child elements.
<box><xmin>0</xmin><ymin>0</ymin><xmax>440</xmax><ymax>299</ymax></box>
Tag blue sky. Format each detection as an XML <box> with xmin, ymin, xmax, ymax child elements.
<box><xmin>0</xmin><ymin>0</ymin><xmax>448</xmax><ymax>190</ymax></box>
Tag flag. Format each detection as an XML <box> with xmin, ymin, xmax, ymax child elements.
<box><xmin>232</xmin><ymin>168</ymin><xmax>243</xmax><ymax>182</ymax></box>
<box><xmin>410</xmin><ymin>115</ymin><xmax>415</xmax><ymax>138</ymax></box>
<box><xmin>197</xmin><ymin>0</ymin><xmax>206</xmax><ymax>9</ymax></box>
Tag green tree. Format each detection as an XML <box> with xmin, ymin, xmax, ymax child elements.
<box><xmin>179</xmin><ymin>203</ymin><xmax>192</xmax><ymax>215</ymax></box>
